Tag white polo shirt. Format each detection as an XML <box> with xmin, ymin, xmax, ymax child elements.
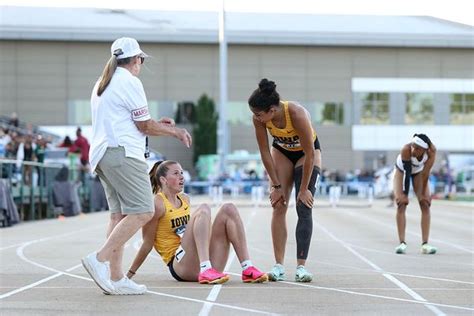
<box><xmin>89</xmin><ymin>67</ymin><xmax>151</xmax><ymax>172</ymax></box>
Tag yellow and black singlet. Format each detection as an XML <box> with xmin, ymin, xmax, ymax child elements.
<box><xmin>265</xmin><ymin>101</ymin><xmax>317</xmax><ymax>152</ymax></box>
<box><xmin>154</xmin><ymin>192</ymin><xmax>190</xmax><ymax>265</ymax></box>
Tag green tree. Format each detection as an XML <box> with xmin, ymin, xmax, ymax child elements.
<box><xmin>193</xmin><ymin>94</ymin><xmax>218</xmax><ymax>163</ymax></box>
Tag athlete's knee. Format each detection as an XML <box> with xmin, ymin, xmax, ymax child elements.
<box><xmin>110</xmin><ymin>212</ymin><xmax>125</xmax><ymax>224</ymax></box>
<box><xmin>219</xmin><ymin>203</ymin><xmax>239</xmax><ymax>218</ymax></box>
<box><xmin>419</xmin><ymin>198</ymin><xmax>431</xmax><ymax>211</ymax></box>
<box><xmin>196</xmin><ymin>203</ymin><xmax>212</xmax><ymax>218</ymax></box>
<box><xmin>296</xmin><ymin>202</ymin><xmax>312</xmax><ymax>219</ymax></box>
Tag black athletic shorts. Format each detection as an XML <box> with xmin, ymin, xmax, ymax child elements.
<box><xmin>167</xmin><ymin>256</ymin><xmax>185</xmax><ymax>282</ymax></box>
<box><xmin>272</xmin><ymin>138</ymin><xmax>321</xmax><ymax>165</ymax></box>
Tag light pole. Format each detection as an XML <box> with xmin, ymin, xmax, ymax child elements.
<box><xmin>217</xmin><ymin>0</ymin><xmax>229</xmax><ymax>177</ymax></box>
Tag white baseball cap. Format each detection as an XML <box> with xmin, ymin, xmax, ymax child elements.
<box><xmin>111</xmin><ymin>37</ymin><xmax>148</xmax><ymax>59</ymax></box>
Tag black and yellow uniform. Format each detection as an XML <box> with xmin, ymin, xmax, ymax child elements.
<box><xmin>266</xmin><ymin>101</ymin><xmax>321</xmax><ymax>165</ymax></box>
<box><xmin>266</xmin><ymin>101</ymin><xmax>321</xmax><ymax>260</ymax></box>
<box><xmin>154</xmin><ymin>192</ymin><xmax>190</xmax><ymax>265</ymax></box>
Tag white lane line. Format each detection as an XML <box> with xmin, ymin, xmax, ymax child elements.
<box><xmin>248</xmin><ymin>238</ymin><xmax>473</xmax><ymax>285</ymax></box>
<box><xmin>278</xmin><ymin>280</ymin><xmax>474</xmax><ymax>312</ymax></box>
<box><xmin>6</xmin><ymin>213</ymin><xmax>277</xmax><ymax>315</ymax></box>
<box><xmin>198</xmin><ymin>207</ymin><xmax>257</xmax><ymax>316</ymax></box>
<box><xmin>318</xmin><ymin>224</ymin><xmax>446</xmax><ymax>316</ymax></box>
<box><xmin>343</xmin><ymin>208</ymin><xmax>473</xmax><ymax>254</ymax></box>
<box><xmin>0</xmin><ymin>242</ymin><xmax>27</xmax><ymax>251</ymax></box>
<box><xmin>147</xmin><ymin>290</ymin><xmax>277</xmax><ymax>315</ymax></box>
<box><xmin>198</xmin><ymin>251</ymin><xmax>237</xmax><ymax>316</ymax></box>
<box><xmin>345</xmin><ymin>242</ymin><xmax>474</xmax><ymax>267</ymax></box>
<box><xmin>314</xmin><ymin>258</ymin><xmax>474</xmax><ymax>285</ymax></box>
<box><xmin>0</xmin><ymin>264</ymin><xmax>83</xmax><ymax>299</ymax></box>
<box><xmin>1</xmin><ymin>225</ymin><xmax>104</xmax><ymax>299</ymax></box>
<box><xmin>386</xmin><ymin>272</ymin><xmax>474</xmax><ymax>285</ymax></box>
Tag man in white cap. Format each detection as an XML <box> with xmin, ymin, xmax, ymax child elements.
<box><xmin>393</xmin><ymin>133</ymin><xmax>437</xmax><ymax>255</ymax></box>
<box><xmin>81</xmin><ymin>37</ymin><xmax>192</xmax><ymax>295</ymax></box>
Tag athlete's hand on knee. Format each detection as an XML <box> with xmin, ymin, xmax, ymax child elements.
<box><xmin>396</xmin><ymin>195</ymin><xmax>409</xmax><ymax>206</ymax></box>
<box><xmin>420</xmin><ymin>195</ymin><xmax>431</xmax><ymax>206</ymax></box>
<box><xmin>270</xmin><ymin>188</ymin><xmax>285</xmax><ymax>207</ymax></box>
<box><xmin>297</xmin><ymin>189</ymin><xmax>313</xmax><ymax>208</ymax></box>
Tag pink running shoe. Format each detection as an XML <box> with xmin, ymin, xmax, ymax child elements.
<box><xmin>198</xmin><ymin>268</ymin><xmax>230</xmax><ymax>284</ymax></box>
<box><xmin>242</xmin><ymin>266</ymin><xmax>268</xmax><ymax>283</ymax></box>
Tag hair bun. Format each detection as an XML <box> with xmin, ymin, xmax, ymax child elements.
<box><xmin>258</xmin><ymin>78</ymin><xmax>276</xmax><ymax>95</ymax></box>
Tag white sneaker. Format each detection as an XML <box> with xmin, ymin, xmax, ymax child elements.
<box><xmin>295</xmin><ymin>265</ymin><xmax>313</xmax><ymax>283</ymax></box>
<box><xmin>395</xmin><ymin>242</ymin><xmax>407</xmax><ymax>254</ymax></box>
<box><xmin>81</xmin><ymin>252</ymin><xmax>114</xmax><ymax>294</ymax></box>
<box><xmin>110</xmin><ymin>277</ymin><xmax>147</xmax><ymax>295</ymax></box>
<box><xmin>421</xmin><ymin>243</ymin><xmax>437</xmax><ymax>254</ymax></box>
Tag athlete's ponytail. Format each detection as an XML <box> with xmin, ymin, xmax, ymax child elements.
<box><xmin>149</xmin><ymin>160</ymin><xmax>178</xmax><ymax>194</ymax></box>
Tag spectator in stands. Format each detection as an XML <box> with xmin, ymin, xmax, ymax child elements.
<box><xmin>8</xmin><ymin>112</ymin><xmax>19</xmax><ymax>128</ymax></box>
<box><xmin>74</xmin><ymin>127</ymin><xmax>90</xmax><ymax>180</ymax></box>
<box><xmin>58</xmin><ymin>136</ymin><xmax>74</xmax><ymax>150</ymax></box>
<box><xmin>19</xmin><ymin>135</ymin><xmax>35</xmax><ymax>186</ymax></box>
<box><xmin>34</xmin><ymin>136</ymin><xmax>47</xmax><ymax>186</ymax></box>
<box><xmin>74</xmin><ymin>127</ymin><xmax>90</xmax><ymax>167</ymax></box>
<box><xmin>0</xmin><ymin>128</ymin><xmax>10</xmax><ymax>157</ymax></box>
<box><xmin>81</xmin><ymin>37</ymin><xmax>192</xmax><ymax>296</ymax></box>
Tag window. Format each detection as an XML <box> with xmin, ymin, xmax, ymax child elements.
<box><xmin>405</xmin><ymin>93</ymin><xmax>434</xmax><ymax>125</ymax></box>
<box><xmin>68</xmin><ymin>100</ymin><xmax>159</xmax><ymax>125</ymax></box>
<box><xmin>227</xmin><ymin>102</ymin><xmax>253</xmax><ymax>125</ymax></box>
<box><xmin>360</xmin><ymin>93</ymin><xmax>389</xmax><ymax>124</ymax></box>
<box><xmin>450</xmin><ymin>94</ymin><xmax>474</xmax><ymax>125</ymax></box>
<box><xmin>311</xmin><ymin>102</ymin><xmax>344</xmax><ymax>125</ymax></box>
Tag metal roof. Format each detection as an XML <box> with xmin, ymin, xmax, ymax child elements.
<box><xmin>1</xmin><ymin>6</ymin><xmax>473</xmax><ymax>48</ymax></box>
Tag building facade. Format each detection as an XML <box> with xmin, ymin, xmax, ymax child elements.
<box><xmin>1</xmin><ymin>7</ymin><xmax>473</xmax><ymax>172</ymax></box>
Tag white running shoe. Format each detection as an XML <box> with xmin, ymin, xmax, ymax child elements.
<box><xmin>395</xmin><ymin>242</ymin><xmax>407</xmax><ymax>254</ymax></box>
<box><xmin>110</xmin><ymin>277</ymin><xmax>147</xmax><ymax>295</ymax></box>
<box><xmin>81</xmin><ymin>252</ymin><xmax>114</xmax><ymax>294</ymax></box>
<box><xmin>267</xmin><ymin>263</ymin><xmax>286</xmax><ymax>281</ymax></box>
<box><xmin>295</xmin><ymin>265</ymin><xmax>313</xmax><ymax>283</ymax></box>
<box><xmin>421</xmin><ymin>243</ymin><xmax>437</xmax><ymax>254</ymax></box>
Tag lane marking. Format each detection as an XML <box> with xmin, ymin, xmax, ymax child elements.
<box><xmin>5</xmin><ymin>213</ymin><xmax>276</xmax><ymax>315</ymax></box>
<box><xmin>198</xmin><ymin>207</ymin><xmax>257</xmax><ymax>316</ymax></box>
<box><xmin>342</xmin><ymin>208</ymin><xmax>473</xmax><ymax>254</ymax></box>
<box><xmin>147</xmin><ymin>290</ymin><xmax>277</xmax><ymax>315</ymax></box>
<box><xmin>281</xmin><ymin>280</ymin><xmax>473</xmax><ymax>312</ymax></box>
<box><xmin>318</xmin><ymin>224</ymin><xmax>447</xmax><ymax>316</ymax></box>
<box><xmin>345</xmin><ymin>242</ymin><xmax>474</xmax><ymax>267</ymax></box>
<box><xmin>1</xmin><ymin>242</ymin><xmax>27</xmax><ymax>251</ymax></box>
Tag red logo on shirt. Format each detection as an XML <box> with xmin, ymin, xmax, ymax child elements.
<box><xmin>132</xmin><ymin>107</ymin><xmax>149</xmax><ymax>119</ymax></box>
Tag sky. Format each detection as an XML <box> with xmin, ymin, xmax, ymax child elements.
<box><xmin>1</xmin><ymin>0</ymin><xmax>473</xmax><ymax>26</ymax></box>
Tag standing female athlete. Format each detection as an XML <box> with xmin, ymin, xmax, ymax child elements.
<box><xmin>127</xmin><ymin>161</ymin><xmax>268</xmax><ymax>284</ymax></box>
<box><xmin>393</xmin><ymin>134</ymin><xmax>437</xmax><ymax>254</ymax></box>
<box><xmin>248</xmin><ymin>78</ymin><xmax>321</xmax><ymax>282</ymax></box>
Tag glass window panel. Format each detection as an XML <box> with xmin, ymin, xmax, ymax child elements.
<box><xmin>227</xmin><ymin>101</ymin><xmax>253</xmax><ymax>125</ymax></box>
<box><xmin>309</xmin><ymin>102</ymin><xmax>343</xmax><ymax>125</ymax></box>
<box><xmin>450</xmin><ymin>93</ymin><xmax>474</xmax><ymax>125</ymax></box>
<box><xmin>405</xmin><ymin>93</ymin><xmax>434</xmax><ymax>125</ymax></box>
<box><xmin>360</xmin><ymin>93</ymin><xmax>389</xmax><ymax>124</ymax></box>
<box><xmin>68</xmin><ymin>100</ymin><xmax>92</xmax><ymax>125</ymax></box>
<box><xmin>465</xmin><ymin>94</ymin><xmax>474</xmax><ymax>103</ymax></box>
